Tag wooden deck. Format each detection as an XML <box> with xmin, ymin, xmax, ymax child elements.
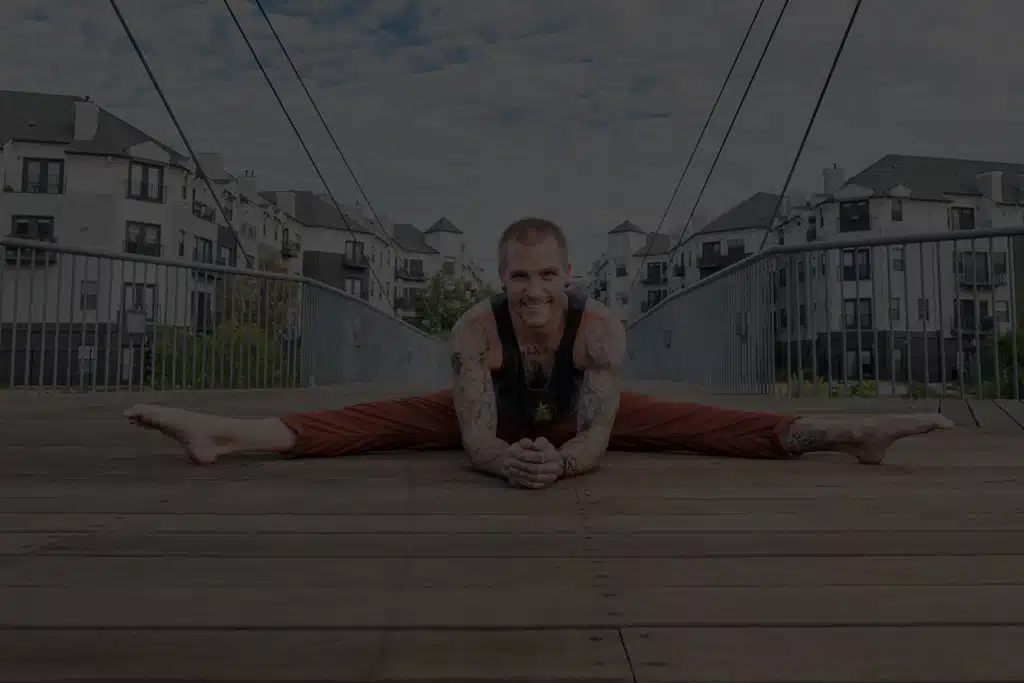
<box><xmin>2</xmin><ymin>381</ymin><xmax>1023</xmax><ymax>682</ymax></box>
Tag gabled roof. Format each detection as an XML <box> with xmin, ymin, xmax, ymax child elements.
<box><xmin>697</xmin><ymin>192</ymin><xmax>781</xmax><ymax>236</ymax></box>
<box><xmin>392</xmin><ymin>223</ymin><xmax>439</xmax><ymax>254</ymax></box>
<box><xmin>425</xmin><ymin>216</ymin><xmax>462</xmax><ymax>234</ymax></box>
<box><xmin>842</xmin><ymin>153</ymin><xmax>1024</xmax><ymax>204</ymax></box>
<box><xmin>0</xmin><ymin>89</ymin><xmax>188</xmax><ymax>165</ymax></box>
<box><xmin>608</xmin><ymin>220</ymin><xmax>643</xmax><ymax>235</ymax></box>
<box><xmin>284</xmin><ymin>190</ymin><xmax>375</xmax><ymax>235</ymax></box>
<box><xmin>631</xmin><ymin>232</ymin><xmax>672</xmax><ymax>257</ymax></box>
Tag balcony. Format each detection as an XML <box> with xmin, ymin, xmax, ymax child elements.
<box><xmin>672</xmin><ymin>264</ymin><xmax>684</xmax><ymax>277</ymax></box>
<box><xmin>4</xmin><ymin>239</ymin><xmax>59</xmax><ymax>266</ymax></box>
<box><xmin>697</xmin><ymin>251</ymin><xmax>748</xmax><ymax>272</ymax></box>
<box><xmin>396</xmin><ymin>265</ymin><xmax>426</xmax><ymax>281</ymax></box>
<box><xmin>343</xmin><ymin>253</ymin><xmax>369</xmax><ymax>269</ymax></box>
<box><xmin>125</xmin><ymin>180</ymin><xmax>166</xmax><ymax>203</ymax></box>
<box><xmin>191</xmin><ymin>201</ymin><xmax>217</xmax><ymax>223</ymax></box>
<box><xmin>281</xmin><ymin>239</ymin><xmax>300</xmax><ymax>259</ymax></box>
<box><xmin>642</xmin><ymin>272</ymin><xmax>667</xmax><ymax>286</ymax></box>
<box><xmin>123</xmin><ymin>240</ymin><xmax>162</xmax><ymax>258</ymax></box>
<box><xmin>957</xmin><ymin>270</ymin><xmax>1007</xmax><ymax>289</ymax></box>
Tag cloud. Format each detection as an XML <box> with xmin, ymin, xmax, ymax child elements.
<box><xmin>1</xmin><ymin>0</ymin><xmax>1022</xmax><ymax>277</ymax></box>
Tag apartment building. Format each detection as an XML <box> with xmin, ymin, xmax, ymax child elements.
<box><xmin>0</xmin><ymin>89</ymin><xmax>304</xmax><ymax>386</ymax></box>
<box><xmin>771</xmin><ymin>155</ymin><xmax>1024</xmax><ymax>382</ymax></box>
<box><xmin>391</xmin><ymin>216</ymin><xmax>487</xmax><ymax>321</ymax></box>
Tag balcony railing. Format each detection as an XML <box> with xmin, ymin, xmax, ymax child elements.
<box><xmin>396</xmin><ymin>265</ymin><xmax>426</xmax><ymax>281</ymax></box>
<box><xmin>342</xmin><ymin>253</ymin><xmax>368</xmax><ymax>268</ymax></box>
<box><xmin>125</xmin><ymin>180</ymin><xmax>166</xmax><ymax>203</ymax></box>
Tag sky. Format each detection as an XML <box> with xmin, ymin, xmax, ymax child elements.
<box><xmin>0</xmin><ymin>0</ymin><xmax>1021</xmax><ymax>282</ymax></box>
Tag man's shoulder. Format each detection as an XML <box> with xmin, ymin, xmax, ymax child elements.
<box><xmin>576</xmin><ymin>298</ymin><xmax>626</xmax><ymax>368</ymax></box>
<box><xmin>451</xmin><ymin>298</ymin><xmax>498</xmax><ymax>347</ymax></box>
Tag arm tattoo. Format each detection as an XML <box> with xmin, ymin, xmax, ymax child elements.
<box><xmin>558</xmin><ymin>318</ymin><xmax>625</xmax><ymax>479</ymax></box>
<box><xmin>450</xmin><ymin>319</ymin><xmax>510</xmax><ymax>476</ymax></box>
<box><xmin>778</xmin><ymin>419</ymin><xmax>858</xmax><ymax>455</ymax></box>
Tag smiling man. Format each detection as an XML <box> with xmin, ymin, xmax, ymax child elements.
<box><xmin>126</xmin><ymin>217</ymin><xmax>953</xmax><ymax>488</ymax></box>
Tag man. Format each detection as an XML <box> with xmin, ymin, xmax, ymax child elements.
<box><xmin>127</xmin><ymin>217</ymin><xmax>953</xmax><ymax>489</ymax></box>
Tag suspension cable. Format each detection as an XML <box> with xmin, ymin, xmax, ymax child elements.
<box><xmin>755</xmin><ymin>0</ymin><xmax>864</xmax><ymax>252</ymax></box>
<box><xmin>659</xmin><ymin>0</ymin><xmax>792</xmax><ymax>272</ymax></box>
<box><xmin>221</xmin><ymin>0</ymin><xmax>392</xmax><ymax>294</ymax></box>
<box><xmin>627</xmin><ymin>0</ymin><xmax>767</xmax><ymax>295</ymax></box>
<box><xmin>252</xmin><ymin>0</ymin><xmax>395</xmax><ymax>252</ymax></box>
<box><xmin>108</xmin><ymin>0</ymin><xmax>252</xmax><ymax>266</ymax></box>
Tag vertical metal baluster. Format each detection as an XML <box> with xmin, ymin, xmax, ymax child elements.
<box><xmin>953</xmin><ymin>239</ymin><xmax>965</xmax><ymax>397</ymax></box>
<box><xmin>1007</xmin><ymin>234</ymin><xmax>1020</xmax><ymax>401</ymax></box>
<box><xmin>988</xmin><ymin>236</ymin><xmax>1001</xmax><ymax>399</ymax></box>
<box><xmin>934</xmin><ymin>239</ymin><xmax>947</xmax><ymax>398</ymax></box>
<box><xmin>39</xmin><ymin>249</ymin><xmax>53</xmax><ymax>391</ymax></box>
<box><xmin>918</xmin><ymin>242</ymin><xmax>930</xmax><ymax>394</ymax></box>
<box><xmin>869</xmin><ymin>245</ymin><xmax>880</xmax><ymax>396</ymax></box>
<box><xmin>971</xmin><ymin>237</ymin><xmax>982</xmax><ymax>399</ymax></box>
<box><xmin>22</xmin><ymin>253</ymin><xmax>35</xmax><ymax>388</ymax></box>
<box><xmin>902</xmin><ymin>245</ymin><xmax>911</xmax><ymax>397</ymax></box>
<box><xmin>8</xmin><ymin>256</ymin><xmax>19</xmax><ymax>388</ymax></box>
<box><xmin>64</xmin><ymin>255</ymin><xmax>76</xmax><ymax>390</ymax></box>
<box><xmin>824</xmin><ymin>248</ymin><xmax>833</xmax><ymax>397</ymax></box>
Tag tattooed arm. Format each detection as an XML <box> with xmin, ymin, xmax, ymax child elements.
<box><xmin>556</xmin><ymin>315</ymin><xmax>626</xmax><ymax>479</ymax></box>
<box><xmin>449</xmin><ymin>315</ymin><xmax>513</xmax><ymax>478</ymax></box>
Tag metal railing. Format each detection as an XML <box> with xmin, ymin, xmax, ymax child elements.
<box><xmin>626</xmin><ymin>226</ymin><xmax>1024</xmax><ymax>400</ymax></box>
<box><xmin>0</xmin><ymin>237</ymin><xmax>449</xmax><ymax>392</ymax></box>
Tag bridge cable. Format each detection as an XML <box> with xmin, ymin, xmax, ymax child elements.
<box><xmin>754</xmin><ymin>0</ymin><xmax>864</xmax><ymax>253</ymax></box>
<box><xmin>221</xmin><ymin>0</ymin><xmax>393</xmax><ymax>295</ymax></box>
<box><xmin>108</xmin><ymin>0</ymin><xmax>253</xmax><ymax>267</ymax></box>
<box><xmin>627</xmin><ymin>0</ymin><xmax>767</xmax><ymax>296</ymax></box>
<box><xmin>657</xmin><ymin>0</ymin><xmax>793</xmax><ymax>278</ymax></box>
<box><xmin>252</xmin><ymin>0</ymin><xmax>397</xmax><ymax>254</ymax></box>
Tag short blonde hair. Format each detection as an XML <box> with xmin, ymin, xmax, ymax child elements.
<box><xmin>497</xmin><ymin>217</ymin><xmax>569</xmax><ymax>271</ymax></box>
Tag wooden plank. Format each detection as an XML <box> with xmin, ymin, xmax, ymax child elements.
<box><xmin>605</xmin><ymin>585</ymin><xmax>1024</xmax><ymax>626</ymax></box>
<box><xmin>939</xmin><ymin>397</ymin><xmax>976</xmax><ymax>427</ymax></box>
<box><xmin>0</xmin><ymin>556</ymin><xmax>406</xmax><ymax>588</ymax></box>
<box><xmin>31</xmin><ymin>529</ymin><xmax>1024</xmax><ymax>559</ymax></box>
<box><xmin>621</xmin><ymin>626</ymin><xmax>1024</xmax><ymax>682</ymax></box>
<box><xmin>968</xmin><ymin>399</ymin><xmax>1024</xmax><ymax>433</ymax></box>
<box><xmin>0</xmin><ymin>630</ymin><xmax>383</xmax><ymax>682</ymax></box>
<box><xmin>0</xmin><ymin>629</ymin><xmax>630</xmax><ymax>683</ymax></box>
<box><xmin>377</xmin><ymin>630</ymin><xmax>631</xmax><ymax>682</ymax></box>
<box><xmin>5</xmin><ymin>509</ymin><xmax>1022</xmax><ymax>535</ymax></box>
<box><xmin>0</xmin><ymin>586</ymin><xmax>604</xmax><ymax>628</ymax></box>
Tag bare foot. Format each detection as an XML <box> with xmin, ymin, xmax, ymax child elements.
<box><xmin>124</xmin><ymin>404</ymin><xmax>239</xmax><ymax>465</ymax></box>
<box><xmin>783</xmin><ymin>413</ymin><xmax>955</xmax><ymax>465</ymax></box>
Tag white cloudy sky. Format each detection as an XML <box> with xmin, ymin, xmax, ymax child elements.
<box><xmin>0</xmin><ymin>0</ymin><xmax>1019</xmax><ymax>281</ymax></box>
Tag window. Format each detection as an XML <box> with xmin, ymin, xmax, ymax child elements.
<box><xmin>841</xmin><ymin>248</ymin><xmax>871</xmax><ymax>281</ymax></box>
<box><xmin>846</xmin><ymin>349</ymin><xmax>874</xmax><ymax>378</ymax></box>
<box><xmin>345</xmin><ymin>278</ymin><xmax>365</xmax><ymax>298</ymax></box>
<box><xmin>890</xmin><ymin>198</ymin><xmax>903</xmax><ymax>222</ymax></box>
<box><xmin>10</xmin><ymin>215</ymin><xmax>55</xmax><ymax>241</ymax></box>
<box><xmin>80</xmin><ymin>280</ymin><xmax>99</xmax><ymax>311</ymax></box>
<box><xmin>917</xmin><ymin>298</ymin><xmax>930</xmax><ymax>322</ymax></box>
<box><xmin>123</xmin><ymin>283</ymin><xmax>157</xmax><ymax>320</ymax></box>
<box><xmin>843</xmin><ymin>297</ymin><xmax>873</xmax><ymax>329</ymax></box>
<box><xmin>725</xmin><ymin>238</ymin><xmax>745</xmax><ymax>255</ymax></box>
<box><xmin>891</xmin><ymin>246</ymin><xmax>904</xmax><ymax>271</ymax></box>
<box><xmin>127</xmin><ymin>162</ymin><xmax>164</xmax><ymax>202</ymax></box>
<box><xmin>890</xmin><ymin>297</ymin><xmax>901</xmax><ymax>322</ymax></box>
<box><xmin>193</xmin><ymin>236</ymin><xmax>213</xmax><ymax>263</ymax></box>
<box><xmin>701</xmin><ymin>241</ymin><xmax>721</xmax><ymax>259</ymax></box>
<box><xmin>21</xmin><ymin>158</ymin><xmax>64</xmax><ymax>194</ymax></box>
<box><xmin>124</xmin><ymin>221</ymin><xmax>161</xmax><ymax>256</ymax></box>
<box><xmin>950</xmin><ymin>206</ymin><xmax>975</xmax><ymax>231</ymax></box>
<box><xmin>218</xmin><ymin>246</ymin><xmax>231</xmax><ymax>265</ymax></box>
<box><xmin>442</xmin><ymin>259</ymin><xmax>455</xmax><ymax>276</ymax></box>
<box><xmin>838</xmin><ymin>200</ymin><xmax>870</xmax><ymax>232</ymax></box>
<box><xmin>996</xmin><ymin>300</ymin><xmax>1010</xmax><ymax>323</ymax></box>
<box><xmin>615</xmin><ymin>265</ymin><xmax>627</xmax><ymax>277</ymax></box>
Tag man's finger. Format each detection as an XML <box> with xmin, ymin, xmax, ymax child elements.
<box><xmin>508</xmin><ymin>461</ymin><xmax>562</xmax><ymax>480</ymax></box>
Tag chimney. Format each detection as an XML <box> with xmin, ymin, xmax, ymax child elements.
<box><xmin>822</xmin><ymin>164</ymin><xmax>845</xmax><ymax>195</ymax></box>
<box><xmin>238</xmin><ymin>169</ymin><xmax>259</xmax><ymax>201</ymax></box>
<box><xmin>976</xmin><ymin>171</ymin><xmax>1003</xmax><ymax>204</ymax></box>
<box><xmin>73</xmin><ymin>98</ymin><xmax>98</xmax><ymax>141</ymax></box>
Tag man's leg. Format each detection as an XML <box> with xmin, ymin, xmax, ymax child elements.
<box><xmin>608</xmin><ymin>392</ymin><xmax>953</xmax><ymax>464</ymax></box>
<box><xmin>125</xmin><ymin>390</ymin><xmax>463</xmax><ymax>465</ymax></box>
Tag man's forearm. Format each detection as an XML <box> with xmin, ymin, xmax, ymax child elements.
<box><xmin>463</xmin><ymin>433</ymin><xmax>512</xmax><ymax>477</ymax></box>
<box><xmin>557</xmin><ymin>428</ymin><xmax>611</xmax><ymax>478</ymax></box>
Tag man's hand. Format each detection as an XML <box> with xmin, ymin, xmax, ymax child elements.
<box><xmin>506</xmin><ymin>437</ymin><xmax>563</xmax><ymax>489</ymax></box>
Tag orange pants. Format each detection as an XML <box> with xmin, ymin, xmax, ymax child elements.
<box><xmin>279</xmin><ymin>390</ymin><xmax>799</xmax><ymax>459</ymax></box>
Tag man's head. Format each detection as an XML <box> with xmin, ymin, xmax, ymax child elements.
<box><xmin>497</xmin><ymin>217</ymin><xmax>572</xmax><ymax>329</ymax></box>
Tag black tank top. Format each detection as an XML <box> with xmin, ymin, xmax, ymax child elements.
<box><xmin>489</xmin><ymin>291</ymin><xmax>587</xmax><ymax>432</ymax></box>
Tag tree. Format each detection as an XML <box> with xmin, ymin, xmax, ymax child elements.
<box><xmin>412</xmin><ymin>273</ymin><xmax>494</xmax><ymax>336</ymax></box>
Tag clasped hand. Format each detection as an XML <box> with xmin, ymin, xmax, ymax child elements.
<box><xmin>505</xmin><ymin>437</ymin><xmax>563</xmax><ymax>489</ymax></box>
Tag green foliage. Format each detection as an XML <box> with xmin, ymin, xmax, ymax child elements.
<box><xmin>150</xmin><ymin>323</ymin><xmax>299</xmax><ymax>390</ymax></box>
<box><xmin>411</xmin><ymin>273</ymin><xmax>495</xmax><ymax>335</ymax></box>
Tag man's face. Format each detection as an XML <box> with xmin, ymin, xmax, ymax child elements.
<box><xmin>500</xmin><ymin>235</ymin><xmax>571</xmax><ymax>328</ymax></box>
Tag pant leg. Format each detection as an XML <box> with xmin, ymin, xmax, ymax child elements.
<box><xmin>279</xmin><ymin>390</ymin><xmax>464</xmax><ymax>457</ymax></box>
<box><xmin>609</xmin><ymin>392</ymin><xmax>798</xmax><ymax>459</ymax></box>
